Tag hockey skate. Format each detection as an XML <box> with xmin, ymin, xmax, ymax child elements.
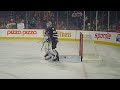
<box><xmin>52</xmin><ymin>55</ymin><xmax>59</xmax><ymax>61</ymax></box>
<box><xmin>44</xmin><ymin>53</ymin><xmax>49</xmax><ymax>57</ymax></box>
<box><xmin>44</xmin><ymin>53</ymin><xmax>51</xmax><ymax>60</ymax></box>
<box><xmin>52</xmin><ymin>51</ymin><xmax>59</xmax><ymax>61</ymax></box>
<box><xmin>45</xmin><ymin>56</ymin><xmax>52</xmax><ymax>60</ymax></box>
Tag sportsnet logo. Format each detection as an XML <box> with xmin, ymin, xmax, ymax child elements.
<box><xmin>116</xmin><ymin>34</ymin><xmax>120</xmax><ymax>42</ymax></box>
<box><xmin>95</xmin><ymin>33</ymin><xmax>111</xmax><ymax>40</ymax></box>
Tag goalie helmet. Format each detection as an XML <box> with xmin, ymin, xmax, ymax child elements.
<box><xmin>46</xmin><ymin>21</ymin><xmax>52</xmax><ymax>28</ymax></box>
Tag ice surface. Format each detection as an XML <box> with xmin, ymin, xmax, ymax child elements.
<box><xmin>0</xmin><ymin>40</ymin><xmax>120</xmax><ymax>79</ymax></box>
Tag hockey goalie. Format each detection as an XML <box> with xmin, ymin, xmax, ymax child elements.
<box><xmin>42</xmin><ymin>21</ymin><xmax>59</xmax><ymax>61</ymax></box>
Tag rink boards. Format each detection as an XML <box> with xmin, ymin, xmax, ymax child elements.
<box><xmin>0</xmin><ymin>29</ymin><xmax>120</xmax><ymax>47</ymax></box>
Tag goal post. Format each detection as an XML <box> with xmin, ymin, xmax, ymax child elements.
<box><xmin>79</xmin><ymin>32</ymin><xmax>101</xmax><ymax>62</ymax></box>
<box><xmin>56</xmin><ymin>31</ymin><xmax>101</xmax><ymax>63</ymax></box>
<box><xmin>80</xmin><ymin>32</ymin><xmax>83</xmax><ymax>62</ymax></box>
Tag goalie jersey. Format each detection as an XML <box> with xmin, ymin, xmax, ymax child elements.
<box><xmin>45</xmin><ymin>27</ymin><xmax>58</xmax><ymax>42</ymax></box>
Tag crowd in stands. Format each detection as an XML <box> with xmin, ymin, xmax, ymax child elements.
<box><xmin>0</xmin><ymin>11</ymin><xmax>120</xmax><ymax>33</ymax></box>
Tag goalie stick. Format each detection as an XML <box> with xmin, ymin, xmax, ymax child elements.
<box><xmin>41</xmin><ymin>41</ymin><xmax>46</xmax><ymax>51</ymax></box>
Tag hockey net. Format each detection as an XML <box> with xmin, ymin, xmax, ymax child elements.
<box><xmin>80</xmin><ymin>32</ymin><xmax>101</xmax><ymax>62</ymax></box>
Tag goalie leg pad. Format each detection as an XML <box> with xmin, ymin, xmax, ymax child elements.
<box><xmin>50</xmin><ymin>49</ymin><xmax>59</xmax><ymax>61</ymax></box>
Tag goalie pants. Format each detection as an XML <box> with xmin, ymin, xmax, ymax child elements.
<box><xmin>52</xmin><ymin>40</ymin><xmax>58</xmax><ymax>49</ymax></box>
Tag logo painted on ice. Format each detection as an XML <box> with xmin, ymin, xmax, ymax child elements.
<box><xmin>116</xmin><ymin>34</ymin><xmax>120</xmax><ymax>42</ymax></box>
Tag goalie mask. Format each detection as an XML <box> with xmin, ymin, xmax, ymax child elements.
<box><xmin>46</xmin><ymin>21</ymin><xmax>52</xmax><ymax>28</ymax></box>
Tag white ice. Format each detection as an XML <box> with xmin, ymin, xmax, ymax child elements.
<box><xmin>0</xmin><ymin>40</ymin><xmax>120</xmax><ymax>79</ymax></box>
